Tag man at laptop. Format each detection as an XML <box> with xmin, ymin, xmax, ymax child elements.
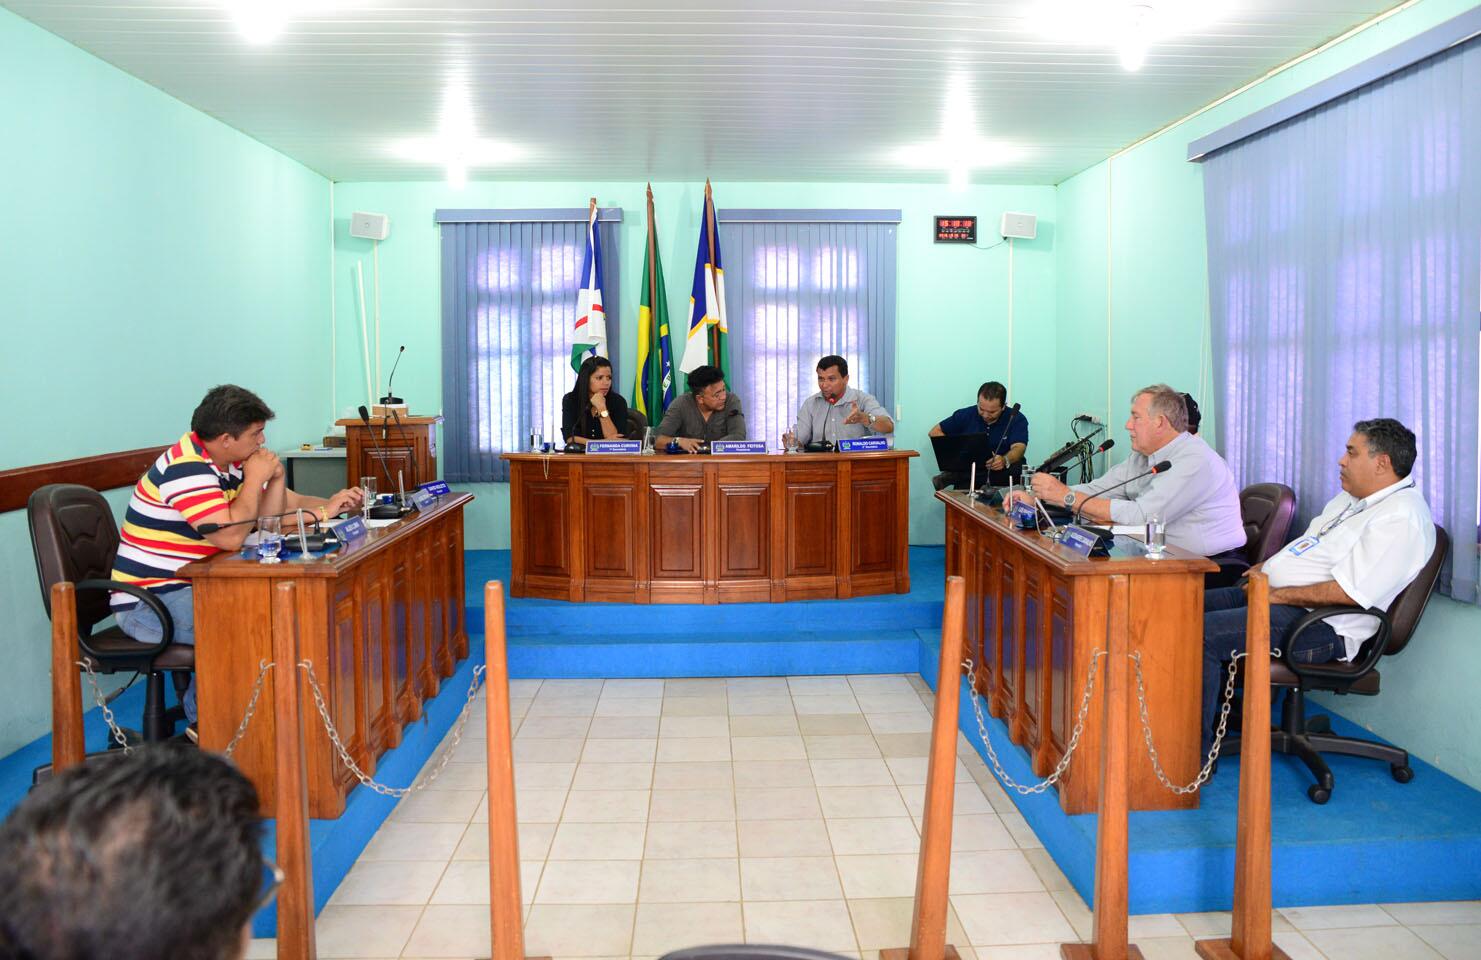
<box><xmin>928</xmin><ymin>381</ymin><xmax>1029</xmax><ymax>490</ymax></box>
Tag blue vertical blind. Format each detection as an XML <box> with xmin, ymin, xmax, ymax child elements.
<box><xmin>718</xmin><ymin>210</ymin><xmax>900</xmax><ymax>449</ymax></box>
<box><xmin>438</xmin><ymin>211</ymin><xmax>621</xmax><ymax>482</ymax></box>
<box><xmin>1201</xmin><ymin>37</ymin><xmax>1480</xmax><ymax>601</ymax></box>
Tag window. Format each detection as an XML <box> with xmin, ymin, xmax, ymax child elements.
<box><xmin>437</xmin><ymin>210</ymin><xmax>621</xmax><ymax>482</ymax></box>
<box><xmin>718</xmin><ymin>210</ymin><xmax>900</xmax><ymax>449</ymax></box>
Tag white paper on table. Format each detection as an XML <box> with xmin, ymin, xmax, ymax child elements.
<box><xmin>1111</xmin><ymin>525</ymin><xmax>1146</xmax><ymax>540</ymax></box>
<box><xmin>365</xmin><ymin>517</ymin><xmax>400</xmax><ymax>528</ymax></box>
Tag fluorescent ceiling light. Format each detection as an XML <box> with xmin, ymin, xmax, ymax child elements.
<box><xmin>390</xmin><ymin>76</ymin><xmax>523</xmax><ymax>187</ymax></box>
<box><xmin>228</xmin><ymin>0</ymin><xmax>290</xmax><ymax>44</ymax></box>
<box><xmin>889</xmin><ymin>72</ymin><xmax>1023</xmax><ymax>189</ymax></box>
<box><xmin>1027</xmin><ymin>0</ymin><xmax>1230</xmax><ymax>71</ymax></box>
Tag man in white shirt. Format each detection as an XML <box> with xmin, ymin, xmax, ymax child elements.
<box><xmin>1015</xmin><ymin>383</ymin><xmax>1246</xmax><ymax>558</ymax></box>
<box><xmin>1200</xmin><ymin>418</ymin><xmax>1435</xmax><ymax>750</ymax></box>
<box><xmin>782</xmin><ymin>355</ymin><xmax>894</xmax><ymax>448</ymax></box>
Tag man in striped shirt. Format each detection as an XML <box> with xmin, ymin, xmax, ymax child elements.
<box><xmin>112</xmin><ymin>385</ymin><xmax>365</xmax><ymax>733</ymax></box>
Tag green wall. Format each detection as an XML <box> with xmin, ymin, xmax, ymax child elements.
<box><xmin>328</xmin><ymin>181</ymin><xmax>1059</xmax><ymax>549</ymax></box>
<box><xmin>1053</xmin><ymin>0</ymin><xmax>1481</xmax><ymax>790</ymax></box>
<box><xmin>0</xmin><ymin>8</ymin><xmax>331</xmax><ymax>756</ymax></box>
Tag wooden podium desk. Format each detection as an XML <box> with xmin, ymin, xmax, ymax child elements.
<box><xmin>336</xmin><ymin>415</ymin><xmax>442</xmax><ymax>493</ymax></box>
<box><xmin>503</xmin><ymin>449</ymin><xmax>917</xmax><ymax>604</ymax></box>
<box><xmin>939</xmin><ymin>490</ymin><xmax>1215</xmax><ymax>814</ymax></box>
<box><xmin>182</xmin><ymin>493</ymin><xmax>471</xmax><ymax>819</ymax></box>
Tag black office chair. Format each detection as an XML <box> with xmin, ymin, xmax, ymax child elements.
<box><xmin>625</xmin><ymin>407</ymin><xmax>648</xmax><ymax>441</ymax></box>
<box><xmin>1207</xmin><ymin>482</ymin><xmax>1297</xmax><ymax>588</ymax></box>
<box><xmin>1223</xmin><ymin>524</ymin><xmax>1448</xmax><ymax>804</ymax></box>
<box><xmin>28</xmin><ymin>484</ymin><xmax>196</xmax><ymax>743</ymax></box>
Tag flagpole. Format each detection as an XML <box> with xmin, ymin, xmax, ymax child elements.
<box><xmin>647</xmin><ymin>183</ymin><xmax>658</xmax><ymax>415</ymax></box>
<box><xmin>704</xmin><ymin>179</ymin><xmax>719</xmax><ymax>366</ymax></box>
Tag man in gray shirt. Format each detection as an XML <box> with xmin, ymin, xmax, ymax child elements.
<box><xmin>655</xmin><ymin>364</ymin><xmax>747</xmax><ymax>452</ymax></box>
<box><xmin>782</xmin><ymin>355</ymin><xmax>894</xmax><ymax>448</ymax></box>
<box><xmin>1017</xmin><ymin>383</ymin><xmax>1246</xmax><ymax>557</ymax></box>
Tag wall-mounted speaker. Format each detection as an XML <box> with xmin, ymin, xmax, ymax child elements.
<box><xmin>350</xmin><ymin>211</ymin><xmax>390</xmax><ymax>241</ymax></box>
<box><xmin>999</xmin><ymin>212</ymin><xmax>1037</xmax><ymax>240</ymax></box>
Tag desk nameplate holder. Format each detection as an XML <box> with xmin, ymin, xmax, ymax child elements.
<box><xmin>587</xmin><ymin>440</ymin><xmax>642</xmax><ymax>454</ymax></box>
<box><xmin>332</xmin><ymin>516</ymin><xmax>368</xmax><ymax>546</ymax></box>
<box><xmin>417</xmin><ymin>479</ymin><xmax>451</xmax><ymax>497</ymax></box>
<box><xmin>838</xmin><ymin>436</ymin><xmax>892</xmax><ymax>452</ymax></box>
<box><xmin>711</xmin><ymin>440</ymin><xmax>767</xmax><ymax>455</ymax></box>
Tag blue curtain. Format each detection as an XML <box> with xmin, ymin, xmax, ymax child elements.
<box><xmin>438</xmin><ymin>211</ymin><xmax>621</xmax><ymax>482</ymax></box>
<box><xmin>718</xmin><ymin>210</ymin><xmax>900</xmax><ymax>450</ymax></box>
<box><xmin>1203</xmin><ymin>38</ymin><xmax>1480</xmax><ymax>601</ymax></box>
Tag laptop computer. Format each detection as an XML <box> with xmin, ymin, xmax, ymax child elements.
<box><xmin>930</xmin><ymin>435</ymin><xmax>1024</xmax><ymax>487</ymax></box>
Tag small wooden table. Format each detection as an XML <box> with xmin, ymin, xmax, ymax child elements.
<box><xmin>504</xmin><ymin>450</ymin><xmax>917</xmax><ymax>604</ymax></box>
<box><xmin>940</xmin><ymin>490</ymin><xmax>1215</xmax><ymax>813</ymax></box>
<box><xmin>183</xmin><ymin>493</ymin><xmax>471</xmax><ymax>818</ymax></box>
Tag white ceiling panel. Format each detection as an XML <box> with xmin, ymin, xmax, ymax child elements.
<box><xmin>4</xmin><ymin>0</ymin><xmax>1404</xmax><ymax>183</ymax></box>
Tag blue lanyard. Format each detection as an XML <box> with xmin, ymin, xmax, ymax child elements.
<box><xmin>1316</xmin><ymin>481</ymin><xmax>1414</xmax><ymax>537</ymax></box>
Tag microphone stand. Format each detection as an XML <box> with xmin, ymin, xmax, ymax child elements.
<box><xmin>358</xmin><ymin>405</ymin><xmax>413</xmax><ymax>519</ymax></box>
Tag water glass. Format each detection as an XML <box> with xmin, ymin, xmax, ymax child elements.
<box><xmin>529</xmin><ymin>430</ymin><xmax>543</xmax><ymax>453</ymax></box>
<box><xmin>257</xmin><ymin>516</ymin><xmax>283</xmax><ymax>564</ymax></box>
<box><xmin>785</xmin><ymin>424</ymin><xmax>802</xmax><ymax>453</ymax></box>
<box><xmin>1145</xmin><ymin>514</ymin><xmax>1167</xmax><ymax>557</ymax></box>
<box><xmin>360</xmin><ymin>476</ymin><xmax>377</xmax><ymax>517</ymax></box>
<box><xmin>642</xmin><ymin>427</ymin><xmax>656</xmax><ymax>455</ymax></box>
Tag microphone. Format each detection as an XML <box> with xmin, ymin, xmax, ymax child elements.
<box><xmin>198</xmin><ymin>510</ymin><xmax>322</xmax><ymax>535</ymax></box>
<box><xmin>1073</xmin><ymin>459</ymin><xmax>1173</xmax><ymax>526</ymax></box>
<box><xmin>358</xmin><ymin>405</ymin><xmax>413</xmax><ymax>519</ymax></box>
<box><xmin>388</xmin><ymin>407</ymin><xmax>419</xmax><ymax>493</ymax></box>
<box><xmin>1094</xmin><ymin>438</ymin><xmax>1115</xmax><ymax>456</ymax></box>
<box><xmin>381</xmin><ymin>345</ymin><xmax>405</xmax><ymax>405</ymax></box>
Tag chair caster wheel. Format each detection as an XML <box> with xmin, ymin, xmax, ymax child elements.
<box><xmin>1307</xmin><ymin>784</ymin><xmax>1331</xmax><ymax>804</ymax></box>
<box><xmin>1392</xmin><ymin>765</ymin><xmax>1414</xmax><ymax>784</ymax></box>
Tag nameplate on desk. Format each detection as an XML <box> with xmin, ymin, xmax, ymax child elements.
<box><xmin>1009</xmin><ymin>500</ymin><xmax>1039</xmax><ymax>530</ymax></box>
<box><xmin>587</xmin><ymin>440</ymin><xmax>641</xmax><ymax>454</ymax></box>
<box><xmin>837</xmin><ymin>436</ymin><xmax>892</xmax><ymax>452</ymax></box>
<box><xmin>1061</xmin><ymin>524</ymin><xmax>1112</xmax><ymax>558</ymax></box>
<box><xmin>332</xmin><ymin>516</ymin><xmax>368</xmax><ymax>545</ymax></box>
<box><xmin>410</xmin><ymin>488</ymin><xmax>438</xmax><ymax>511</ymax></box>
<box><xmin>416</xmin><ymin>479</ymin><xmax>451</xmax><ymax>497</ymax></box>
<box><xmin>711</xmin><ymin>440</ymin><xmax>768</xmax><ymax>455</ymax></box>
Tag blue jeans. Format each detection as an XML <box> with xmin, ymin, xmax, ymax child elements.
<box><xmin>116</xmin><ymin>586</ymin><xmax>197</xmax><ymax>724</ymax></box>
<box><xmin>1201</xmin><ymin>586</ymin><xmax>1342</xmax><ymax>751</ymax></box>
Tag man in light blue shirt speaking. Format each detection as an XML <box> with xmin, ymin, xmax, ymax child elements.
<box><xmin>1022</xmin><ymin>383</ymin><xmax>1246</xmax><ymax>558</ymax></box>
<box><xmin>782</xmin><ymin>355</ymin><xmax>894</xmax><ymax>448</ymax></box>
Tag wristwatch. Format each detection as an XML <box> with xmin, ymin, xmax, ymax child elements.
<box><xmin>867</xmin><ymin>413</ymin><xmax>877</xmax><ymax>426</ymax></box>
<box><xmin>598</xmin><ymin>409</ymin><xmax>610</xmax><ymax>419</ymax></box>
<box><xmin>1063</xmin><ymin>492</ymin><xmax>1076</xmax><ymax>508</ymax></box>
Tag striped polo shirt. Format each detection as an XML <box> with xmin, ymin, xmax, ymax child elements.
<box><xmin>110</xmin><ymin>432</ymin><xmax>243</xmax><ymax>610</ymax></box>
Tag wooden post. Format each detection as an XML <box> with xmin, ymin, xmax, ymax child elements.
<box><xmin>49</xmin><ymin>582</ymin><xmax>85</xmax><ymax>773</ymax></box>
<box><xmin>272</xmin><ymin>581</ymin><xmax>317</xmax><ymax>960</ymax></box>
<box><xmin>1062</xmin><ymin>575</ymin><xmax>1144</xmax><ymax>960</ymax></box>
<box><xmin>882</xmin><ymin>575</ymin><xmax>967</xmax><ymax>960</ymax></box>
<box><xmin>1196</xmin><ymin>573</ymin><xmax>1290</xmax><ymax>960</ymax></box>
<box><xmin>485</xmin><ymin>581</ymin><xmax>549</xmax><ymax>960</ymax></box>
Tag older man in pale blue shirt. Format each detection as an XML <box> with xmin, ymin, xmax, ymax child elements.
<box><xmin>1022</xmin><ymin>383</ymin><xmax>1246</xmax><ymax>557</ymax></box>
<box><xmin>783</xmin><ymin>355</ymin><xmax>894</xmax><ymax>447</ymax></box>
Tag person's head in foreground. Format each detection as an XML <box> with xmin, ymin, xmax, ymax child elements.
<box><xmin>0</xmin><ymin>742</ymin><xmax>267</xmax><ymax>960</ymax></box>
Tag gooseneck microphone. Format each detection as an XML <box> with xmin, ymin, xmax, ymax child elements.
<box><xmin>1072</xmin><ymin>459</ymin><xmax>1173</xmax><ymax>526</ymax></box>
<box><xmin>381</xmin><ymin>345</ymin><xmax>405</xmax><ymax>405</ymax></box>
<box><xmin>358</xmin><ymin>405</ymin><xmax>413</xmax><ymax>519</ymax></box>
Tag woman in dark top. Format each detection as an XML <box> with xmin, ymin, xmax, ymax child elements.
<box><xmin>562</xmin><ymin>355</ymin><xmax>630</xmax><ymax>445</ymax></box>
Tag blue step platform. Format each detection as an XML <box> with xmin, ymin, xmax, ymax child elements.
<box><xmin>3</xmin><ymin>545</ymin><xmax>1478</xmax><ymax>938</ymax></box>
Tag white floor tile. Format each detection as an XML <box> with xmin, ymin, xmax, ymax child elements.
<box><xmin>1305</xmin><ymin>925</ymin><xmax>1447</xmax><ymax>959</ymax></box>
<box><xmin>602</xmin><ymin>679</ymin><xmax>666</xmax><ymax>698</ymax></box>
<box><xmin>514</xmin><ymin>787</ymin><xmax>569</xmax><ymax>823</ymax></box>
<box><xmin>571</xmin><ymin>762</ymin><xmax>654</xmax><ymax>791</ymax></box>
<box><xmin>811</xmin><ymin>757</ymin><xmax>895</xmax><ymax>786</ymax></box>
<box><xmin>818</xmin><ymin>785</ymin><xmax>911</xmax><ymax>819</ymax></box>
<box><xmin>391</xmin><ymin>789</ymin><xmax>484</xmax><ymax>824</ymax></box>
<box><xmin>516</xmin><ymin>716</ymin><xmax>593</xmax><ymax>739</ymax></box>
<box><xmin>730</xmin><ymin>714</ymin><xmax>802</xmax><ymax>736</ymax></box>
<box><xmin>659</xmin><ymin>715</ymin><xmax>732</xmax><ymax>738</ymax></box>
<box><xmin>666</xmin><ymin>678</ymin><xmax>729</xmax><ymax>697</ymax></box>
<box><xmin>525</xmin><ymin>903</ymin><xmax>637</xmax><ymax>958</ymax></box>
<box><xmin>639</xmin><ymin>857</ymin><xmax>742</xmax><ymax>902</ymax></box>
<box><xmin>358</xmin><ymin>821</ymin><xmax>467</xmax><ymax>862</ymax></box>
<box><xmin>649</xmin><ymin>787</ymin><xmax>737</xmax><ymax>821</ymax></box>
<box><xmin>846</xmin><ymin>896</ymin><xmax>970</xmax><ymax>951</ymax></box>
<box><xmin>728</xmin><ymin>696</ymin><xmax>797</xmax><ymax>716</ymax></box>
<box><xmin>594</xmin><ymin>697</ymin><xmax>663</xmax><ymax>717</ymax></box>
<box><xmin>1383</xmin><ymin>902</ymin><xmax>1481</xmax><ymax>926</ymax></box>
<box><xmin>656</xmin><ymin>736</ymin><xmax>732</xmax><ymax>762</ymax></box>
<box><xmin>653</xmin><ymin>761</ymin><xmax>735</xmax><ymax>790</ymax></box>
<box><xmin>736</xmin><ymin>786</ymin><xmax>824</xmax><ymax>820</ymax></box>
<box><xmin>427</xmin><ymin>859</ymin><xmax>496</xmax><ymax>904</ymax></box>
<box><xmin>1282</xmin><ymin>903</ymin><xmax>1400</xmax><ymax>930</ymax></box>
<box><xmin>581</xmin><ymin>738</ymin><xmax>657</xmax><ymax>763</ymax></box>
<box><xmin>886</xmin><ymin>755</ymin><xmax>971</xmax><ymax>785</ymax></box>
<box><xmin>312</xmin><ymin>904</ymin><xmax>422</xmax><ymax>958</ymax></box>
<box><xmin>728</xmin><ymin>677</ymin><xmax>792</xmax><ymax>696</ymax></box>
<box><xmin>949</xmin><ymin>850</ymin><xmax>1045</xmax><ymax>895</ymax></box>
<box><xmin>740</xmin><ymin>856</ymin><xmax>845</xmax><ymax>900</ymax></box>
<box><xmin>1412</xmin><ymin>923</ymin><xmax>1481</xmax><ymax>960</ymax></box>
<box><xmin>835</xmin><ymin>853</ymin><xmax>919</xmax><ymax>898</ymax></box>
<box><xmin>798</xmin><ymin>715</ymin><xmax>874</xmax><ymax>736</ymax></box>
<box><xmin>826</xmin><ymin>817</ymin><xmax>920</xmax><ymax>856</ymax></box>
<box><xmin>631</xmin><ymin>901</ymin><xmax>743</xmax><ymax>956</ymax></box>
<box><xmin>848</xmin><ymin>675</ymin><xmax>920</xmax><ymax>697</ymax></box>
<box><xmin>328</xmin><ymin>859</ymin><xmax>446</xmax><ymax>905</ymax></box>
<box><xmin>793</xmin><ymin>694</ymin><xmax>864</xmax><ymax>715</ymax></box>
<box><xmin>535</xmin><ymin>859</ymin><xmax>642</xmax><ymax>904</ymax></box>
<box><xmin>951</xmin><ymin>892</ymin><xmax>1076</xmax><ymax>946</ymax></box>
<box><xmin>737</xmin><ymin>818</ymin><xmax>834</xmax><ymax>858</ymax></box>
<box><xmin>515</xmin><ymin>761</ymin><xmax>577</xmax><ymax>790</ymax></box>
<box><xmin>732</xmin><ymin>735</ymin><xmax>808</xmax><ymax>761</ymax></box>
<box><xmin>734</xmin><ymin>759</ymin><xmax>816</xmax><ymax>789</ymax></box>
<box><xmin>644</xmin><ymin>820</ymin><xmax>741</xmax><ymax>859</ymax></box>
<box><xmin>549</xmin><ymin>821</ymin><xmax>648</xmax><ymax>860</ymax></box>
<box><xmin>560</xmin><ymin>789</ymin><xmax>651</xmax><ymax>822</ymax></box>
<box><xmin>587</xmin><ymin>716</ymin><xmax>661</xmax><ymax>739</ymax></box>
<box><xmin>789</xmin><ymin>676</ymin><xmax>854</xmax><ymax>695</ymax></box>
<box><xmin>804</xmin><ymin>735</ymin><xmax>882</xmax><ymax>759</ymax></box>
<box><xmin>867</xmin><ymin>712</ymin><xmax>934</xmax><ymax>734</ymax></box>
<box><xmin>663</xmin><ymin>696</ymin><xmax>730</xmax><ymax>717</ymax></box>
<box><xmin>513</xmin><ymin>738</ymin><xmax>584</xmax><ymax>763</ymax></box>
<box><xmin>744</xmin><ymin>898</ymin><xmax>860</xmax><ymax>951</ymax></box>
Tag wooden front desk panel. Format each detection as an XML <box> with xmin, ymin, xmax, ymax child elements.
<box><xmin>940</xmin><ymin>490</ymin><xmax>1215</xmax><ymax>814</ymax></box>
<box><xmin>336</xmin><ymin>415</ymin><xmax>441</xmax><ymax>493</ymax></box>
<box><xmin>185</xmin><ymin>494</ymin><xmax>471</xmax><ymax>819</ymax></box>
<box><xmin>504</xmin><ymin>451</ymin><xmax>916</xmax><ymax>604</ymax></box>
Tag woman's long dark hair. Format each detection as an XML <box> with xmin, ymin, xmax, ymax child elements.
<box><xmin>572</xmin><ymin>355</ymin><xmax>613</xmax><ymax>437</ymax></box>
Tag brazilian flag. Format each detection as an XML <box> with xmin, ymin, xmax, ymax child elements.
<box><xmin>634</xmin><ymin>185</ymin><xmax>676</xmax><ymax>418</ymax></box>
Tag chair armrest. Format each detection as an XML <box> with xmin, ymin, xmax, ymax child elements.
<box><xmin>73</xmin><ymin>579</ymin><xmax>175</xmax><ymax>660</ymax></box>
<box><xmin>1282</xmin><ymin>604</ymin><xmax>1391</xmax><ymax>684</ymax></box>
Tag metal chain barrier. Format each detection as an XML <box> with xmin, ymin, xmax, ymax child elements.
<box><xmin>77</xmin><ymin>658</ymin><xmax>133</xmax><ymax>755</ymax></box>
<box><xmin>223</xmin><ymin>660</ymin><xmax>276</xmax><ymax>758</ymax></box>
<box><xmin>962</xmin><ymin>650</ymin><xmax>1106</xmax><ymax>795</ymax></box>
<box><xmin>298</xmin><ymin>659</ymin><xmax>488</xmax><ymax>798</ymax></box>
<box><xmin>1128</xmin><ymin>647</ymin><xmax>1283</xmax><ymax>795</ymax></box>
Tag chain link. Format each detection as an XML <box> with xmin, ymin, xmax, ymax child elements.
<box><xmin>1129</xmin><ymin>647</ymin><xmax>1283</xmax><ymax>795</ymax></box>
<box><xmin>223</xmin><ymin>660</ymin><xmax>276</xmax><ymax>758</ymax></box>
<box><xmin>76</xmin><ymin>659</ymin><xmax>133</xmax><ymax>755</ymax></box>
<box><xmin>962</xmin><ymin>650</ymin><xmax>1105</xmax><ymax>795</ymax></box>
<box><xmin>297</xmin><ymin>659</ymin><xmax>488</xmax><ymax>798</ymax></box>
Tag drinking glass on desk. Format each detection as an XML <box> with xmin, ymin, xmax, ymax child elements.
<box><xmin>1144</xmin><ymin>513</ymin><xmax>1167</xmax><ymax>558</ymax></box>
<box><xmin>256</xmin><ymin>516</ymin><xmax>282</xmax><ymax>564</ymax></box>
<box><xmin>360</xmin><ymin>476</ymin><xmax>377</xmax><ymax>518</ymax></box>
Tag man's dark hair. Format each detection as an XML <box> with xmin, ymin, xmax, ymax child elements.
<box><xmin>816</xmin><ymin>355</ymin><xmax>848</xmax><ymax>377</ymax></box>
<box><xmin>191</xmin><ymin>385</ymin><xmax>275</xmax><ymax>440</ymax></box>
<box><xmin>1353</xmin><ymin>418</ymin><xmax>1417</xmax><ymax>479</ymax></box>
<box><xmin>977</xmin><ymin>381</ymin><xmax>1007</xmax><ymax>404</ymax></box>
<box><xmin>687</xmin><ymin>365</ymin><xmax>726</xmax><ymax>396</ymax></box>
<box><xmin>0</xmin><ymin>743</ymin><xmax>264</xmax><ymax>960</ymax></box>
<box><xmin>1181</xmin><ymin>392</ymin><xmax>1202</xmax><ymax>434</ymax></box>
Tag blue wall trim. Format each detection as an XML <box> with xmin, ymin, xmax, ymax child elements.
<box><xmin>717</xmin><ymin>208</ymin><xmax>903</xmax><ymax>224</ymax></box>
<box><xmin>1187</xmin><ymin>6</ymin><xmax>1481</xmax><ymax>162</ymax></box>
<box><xmin>433</xmin><ymin>207</ymin><xmax>623</xmax><ymax>223</ymax></box>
